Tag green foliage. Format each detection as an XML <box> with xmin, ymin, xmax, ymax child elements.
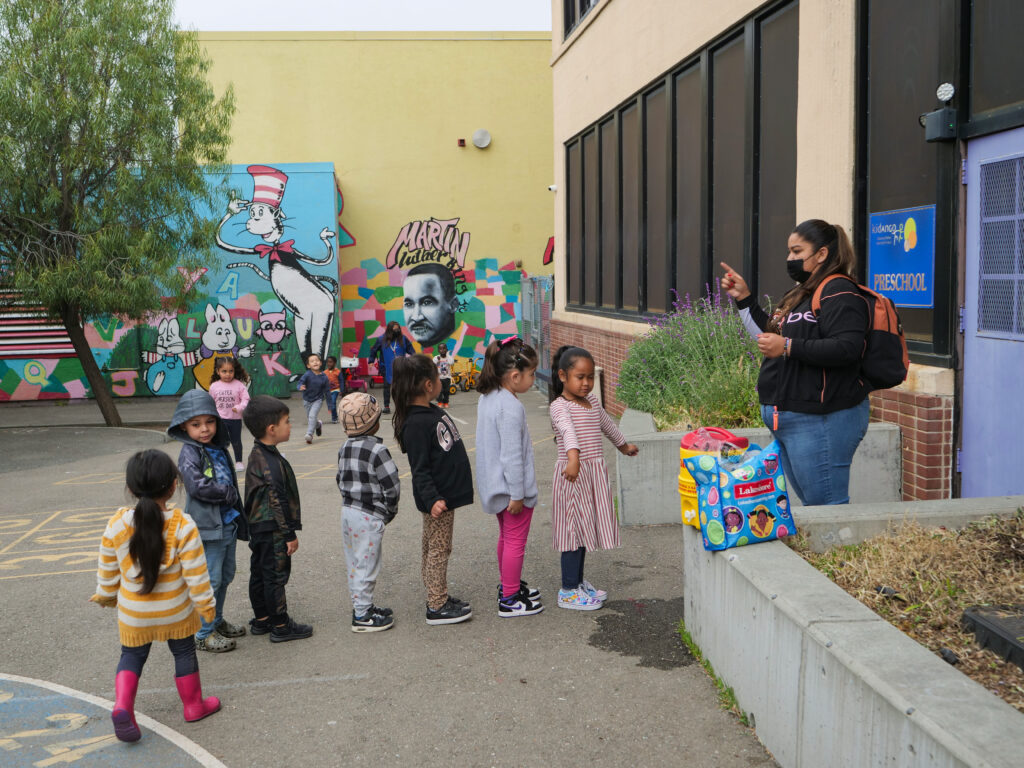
<box><xmin>0</xmin><ymin>0</ymin><xmax>235</xmax><ymax>318</ymax></box>
<box><xmin>617</xmin><ymin>287</ymin><xmax>762</xmax><ymax>430</ymax></box>
<box><xmin>677</xmin><ymin>621</ymin><xmax>750</xmax><ymax>726</ymax></box>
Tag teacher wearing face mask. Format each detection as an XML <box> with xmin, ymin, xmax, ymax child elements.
<box><xmin>720</xmin><ymin>219</ymin><xmax>870</xmax><ymax>506</ymax></box>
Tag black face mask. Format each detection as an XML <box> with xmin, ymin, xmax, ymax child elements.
<box><xmin>786</xmin><ymin>259</ymin><xmax>813</xmax><ymax>283</ymax></box>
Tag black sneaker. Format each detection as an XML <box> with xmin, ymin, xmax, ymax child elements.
<box><xmin>370</xmin><ymin>605</ymin><xmax>394</xmax><ymax>618</ymax></box>
<box><xmin>270</xmin><ymin>618</ymin><xmax>314</xmax><ymax>643</ymax></box>
<box><xmin>448</xmin><ymin>594</ymin><xmax>469</xmax><ymax>609</ymax></box>
<box><xmin>382</xmin><ymin>406</ymin><xmax>391</xmax><ymax>414</ymax></box>
<box><xmin>498</xmin><ymin>595</ymin><xmax>544</xmax><ymax>618</ymax></box>
<box><xmin>315</xmin><ymin>420</ymin><xmax>322</xmax><ymax>436</ymax></box>
<box><xmin>249</xmin><ymin>617</ymin><xmax>272</xmax><ymax>635</ymax></box>
<box><xmin>496</xmin><ymin>581</ymin><xmax>541</xmax><ymax>602</ymax></box>
<box><xmin>425</xmin><ymin>597</ymin><xmax>472</xmax><ymax>625</ymax></box>
<box><xmin>352</xmin><ymin>607</ymin><xmax>394</xmax><ymax>633</ymax></box>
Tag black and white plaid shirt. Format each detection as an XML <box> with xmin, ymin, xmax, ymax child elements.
<box><xmin>337</xmin><ymin>435</ymin><xmax>401</xmax><ymax>523</ymax></box>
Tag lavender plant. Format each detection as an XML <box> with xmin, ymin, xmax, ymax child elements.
<box><xmin>617</xmin><ymin>285</ymin><xmax>762</xmax><ymax>430</ymax></box>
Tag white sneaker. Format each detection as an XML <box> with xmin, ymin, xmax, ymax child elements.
<box><xmin>579</xmin><ymin>580</ymin><xmax>608</xmax><ymax>602</ymax></box>
<box><xmin>557</xmin><ymin>588</ymin><xmax>602</xmax><ymax>611</ymax></box>
<box><xmin>498</xmin><ymin>595</ymin><xmax>544</xmax><ymax>617</ymax></box>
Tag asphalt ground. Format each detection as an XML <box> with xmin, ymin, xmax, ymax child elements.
<box><xmin>0</xmin><ymin>389</ymin><xmax>776</xmax><ymax>767</ymax></box>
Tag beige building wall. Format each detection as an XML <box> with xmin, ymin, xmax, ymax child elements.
<box><xmin>549</xmin><ymin>0</ymin><xmax>859</xmax><ymax>329</ymax></box>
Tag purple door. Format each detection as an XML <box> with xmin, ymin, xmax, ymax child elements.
<box><xmin>962</xmin><ymin>126</ymin><xmax>1024</xmax><ymax>496</ymax></box>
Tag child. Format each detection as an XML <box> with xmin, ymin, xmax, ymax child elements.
<box><xmin>337</xmin><ymin>392</ymin><xmax>401</xmax><ymax>632</ymax></box>
<box><xmin>241</xmin><ymin>396</ymin><xmax>314</xmax><ymax>643</ymax></box>
<box><xmin>433</xmin><ymin>343</ymin><xmax>454</xmax><ymax>409</ymax></box>
<box><xmin>392</xmin><ymin>354</ymin><xmax>473</xmax><ymax>625</ymax></box>
<box><xmin>549</xmin><ymin>346</ymin><xmax>639</xmax><ymax>610</ymax></box>
<box><xmin>475</xmin><ymin>336</ymin><xmax>543</xmax><ymax>617</ymax></box>
<box><xmin>92</xmin><ymin>449</ymin><xmax>221</xmax><ymax>742</ymax></box>
<box><xmin>297</xmin><ymin>353</ymin><xmax>329</xmax><ymax>444</ymax></box>
<box><xmin>167</xmin><ymin>390</ymin><xmax>249</xmax><ymax>652</ymax></box>
<box><xmin>209</xmin><ymin>356</ymin><xmax>251</xmax><ymax>470</ymax></box>
<box><xmin>325</xmin><ymin>355</ymin><xmax>343</xmax><ymax>424</ymax></box>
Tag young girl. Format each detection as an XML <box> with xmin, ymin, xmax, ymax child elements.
<box><xmin>475</xmin><ymin>336</ymin><xmax>543</xmax><ymax>617</ymax></box>
<box><xmin>433</xmin><ymin>343</ymin><xmax>454</xmax><ymax>409</ymax></box>
<box><xmin>209</xmin><ymin>357</ymin><xmax>251</xmax><ymax>470</ymax></box>
<box><xmin>392</xmin><ymin>354</ymin><xmax>474</xmax><ymax>625</ymax></box>
<box><xmin>91</xmin><ymin>450</ymin><xmax>221</xmax><ymax>742</ymax></box>
<box><xmin>324</xmin><ymin>355</ymin><xmax>343</xmax><ymax>423</ymax></box>
<box><xmin>549</xmin><ymin>346</ymin><xmax>639</xmax><ymax>610</ymax></box>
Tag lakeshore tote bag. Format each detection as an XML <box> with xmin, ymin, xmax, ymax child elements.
<box><xmin>682</xmin><ymin>440</ymin><xmax>794</xmax><ymax>551</ymax></box>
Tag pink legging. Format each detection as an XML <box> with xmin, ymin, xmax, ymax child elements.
<box><xmin>496</xmin><ymin>506</ymin><xmax>535</xmax><ymax>599</ymax></box>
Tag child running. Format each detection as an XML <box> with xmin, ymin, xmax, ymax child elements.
<box><xmin>92</xmin><ymin>450</ymin><xmax>221</xmax><ymax>742</ymax></box>
<box><xmin>433</xmin><ymin>343</ymin><xmax>454</xmax><ymax>409</ymax></box>
<box><xmin>297</xmin><ymin>353</ymin><xmax>329</xmax><ymax>443</ymax></box>
<box><xmin>337</xmin><ymin>392</ymin><xmax>400</xmax><ymax>632</ymax></box>
<box><xmin>241</xmin><ymin>396</ymin><xmax>314</xmax><ymax>642</ymax></box>
<box><xmin>168</xmin><ymin>390</ymin><xmax>249</xmax><ymax>652</ymax></box>
<box><xmin>392</xmin><ymin>354</ymin><xmax>474</xmax><ymax>625</ymax></box>
<box><xmin>475</xmin><ymin>336</ymin><xmax>543</xmax><ymax>617</ymax></box>
<box><xmin>549</xmin><ymin>346</ymin><xmax>639</xmax><ymax>610</ymax></box>
<box><xmin>209</xmin><ymin>356</ymin><xmax>250</xmax><ymax>470</ymax></box>
<box><xmin>325</xmin><ymin>355</ymin><xmax>343</xmax><ymax>424</ymax></box>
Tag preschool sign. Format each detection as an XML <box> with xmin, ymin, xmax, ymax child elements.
<box><xmin>867</xmin><ymin>205</ymin><xmax>936</xmax><ymax>308</ymax></box>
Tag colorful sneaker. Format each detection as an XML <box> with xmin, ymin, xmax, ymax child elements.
<box><xmin>215</xmin><ymin>618</ymin><xmax>247</xmax><ymax>638</ymax></box>
<box><xmin>425</xmin><ymin>597</ymin><xmax>472</xmax><ymax>625</ymax></box>
<box><xmin>497</xmin><ymin>581</ymin><xmax>541</xmax><ymax>602</ymax></box>
<box><xmin>498</xmin><ymin>595</ymin><xmax>544</xmax><ymax>617</ymax></box>
<box><xmin>195</xmin><ymin>633</ymin><xmax>236</xmax><ymax>652</ymax></box>
<box><xmin>352</xmin><ymin>607</ymin><xmax>394</xmax><ymax>633</ymax></box>
<box><xmin>315</xmin><ymin>420</ymin><xmax>322</xmax><ymax>436</ymax></box>
<box><xmin>579</xmin><ymin>579</ymin><xmax>608</xmax><ymax>602</ymax></box>
<box><xmin>557</xmin><ymin>587</ymin><xmax>602</xmax><ymax>611</ymax></box>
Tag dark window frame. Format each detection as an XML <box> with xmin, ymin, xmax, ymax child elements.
<box><xmin>564</xmin><ymin>0</ymin><xmax>601</xmax><ymax>40</ymax></box>
<box><xmin>563</xmin><ymin>0</ymin><xmax>798</xmax><ymax>321</ymax></box>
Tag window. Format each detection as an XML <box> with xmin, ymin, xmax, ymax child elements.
<box><xmin>563</xmin><ymin>1</ymin><xmax>800</xmax><ymax>318</ymax></box>
<box><xmin>564</xmin><ymin>0</ymin><xmax>600</xmax><ymax>39</ymax></box>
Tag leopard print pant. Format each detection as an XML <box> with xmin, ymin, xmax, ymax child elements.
<box><xmin>421</xmin><ymin>508</ymin><xmax>455</xmax><ymax>611</ymax></box>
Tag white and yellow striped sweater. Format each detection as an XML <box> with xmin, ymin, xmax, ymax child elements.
<box><xmin>91</xmin><ymin>506</ymin><xmax>216</xmax><ymax>646</ymax></box>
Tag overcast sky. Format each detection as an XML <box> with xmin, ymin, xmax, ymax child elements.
<box><xmin>173</xmin><ymin>0</ymin><xmax>552</xmax><ymax>32</ymax></box>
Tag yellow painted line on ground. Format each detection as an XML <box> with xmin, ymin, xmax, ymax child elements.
<box><xmin>53</xmin><ymin>473</ymin><xmax>122</xmax><ymax>486</ymax></box>
<box><xmin>0</xmin><ymin>544</ymin><xmax>98</xmax><ymax>556</ymax></box>
<box><xmin>0</xmin><ymin>568</ymin><xmax>95</xmax><ymax>581</ymax></box>
<box><xmin>0</xmin><ymin>509</ymin><xmax>66</xmax><ymax>555</ymax></box>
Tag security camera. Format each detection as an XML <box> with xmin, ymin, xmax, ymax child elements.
<box><xmin>547</xmin><ymin>184</ymin><xmax>558</xmax><ymax>192</ymax></box>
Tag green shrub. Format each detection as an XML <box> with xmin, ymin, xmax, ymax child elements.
<box><xmin>617</xmin><ymin>287</ymin><xmax>762</xmax><ymax>430</ymax></box>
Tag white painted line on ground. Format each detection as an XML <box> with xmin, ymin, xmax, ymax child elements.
<box><xmin>0</xmin><ymin>672</ymin><xmax>227</xmax><ymax>768</ymax></box>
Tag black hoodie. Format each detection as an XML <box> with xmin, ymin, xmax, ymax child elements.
<box><xmin>401</xmin><ymin>405</ymin><xmax>474</xmax><ymax>514</ymax></box>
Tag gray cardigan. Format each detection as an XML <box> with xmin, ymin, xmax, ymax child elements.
<box><xmin>474</xmin><ymin>388</ymin><xmax>538</xmax><ymax>515</ymax></box>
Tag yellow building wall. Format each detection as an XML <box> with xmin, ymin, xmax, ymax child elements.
<box><xmin>198</xmin><ymin>31</ymin><xmax>554</xmax><ymax>360</ymax></box>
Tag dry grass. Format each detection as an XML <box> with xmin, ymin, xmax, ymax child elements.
<box><xmin>787</xmin><ymin>511</ymin><xmax>1024</xmax><ymax>713</ymax></box>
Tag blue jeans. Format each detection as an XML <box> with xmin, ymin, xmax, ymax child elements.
<box><xmin>761</xmin><ymin>399</ymin><xmax>870</xmax><ymax>506</ymax></box>
<box><xmin>328</xmin><ymin>390</ymin><xmax>340</xmax><ymax>421</ymax></box>
<box><xmin>196</xmin><ymin>524</ymin><xmax>237</xmax><ymax>639</ymax></box>
<box><xmin>303</xmin><ymin>397</ymin><xmax>324</xmax><ymax>437</ymax></box>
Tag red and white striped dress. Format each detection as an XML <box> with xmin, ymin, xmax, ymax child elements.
<box><xmin>550</xmin><ymin>393</ymin><xmax>626</xmax><ymax>552</ymax></box>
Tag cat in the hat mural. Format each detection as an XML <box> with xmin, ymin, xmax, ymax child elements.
<box><xmin>215</xmin><ymin>164</ymin><xmax>338</xmax><ymax>365</ymax></box>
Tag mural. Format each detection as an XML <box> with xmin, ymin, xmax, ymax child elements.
<box><xmin>343</xmin><ymin>216</ymin><xmax>521</xmax><ymax>368</ymax></box>
<box><xmin>0</xmin><ymin>162</ymin><xmax>350</xmax><ymax>401</ymax></box>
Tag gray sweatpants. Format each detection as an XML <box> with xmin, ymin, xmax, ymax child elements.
<box><xmin>341</xmin><ymin>507</ymin><xmax>386</xmax><ymax>616</ymax></box>
<box><xmin>303</xmin><ymin>397</ymin><xmax>324</xmax><ymax>437</ymax></box>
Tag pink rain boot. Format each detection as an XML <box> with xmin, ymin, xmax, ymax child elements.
<box><xmin>111</xmin><ymin>670</ymin><xmax>141</xmax><ymax>742</ymax></box>
<box><xmin>174</xmin><ymin>671</ymin><xmax>221</xmax><ymax>722</ymax></box>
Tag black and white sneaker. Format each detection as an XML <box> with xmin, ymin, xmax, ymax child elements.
<box><xmin>425</xmin><ymin>597</ymin><xmax>472</xmax><ymax>625</ymax></box>
<box><xmin>498</xmin><ymin>595</ymin><xmax>544</xmax><ymax>618</ymax></box>
<box><xmin>352</xmin><ymin>607</ymin><xmax>394</xmax><ymax>633</ymax></box>
<box><xmin>496</xmin><ymin>581</ymin><xmax>541</xmax><ymax>602</ymax></box>
<box><xmin>315</xmin><ymin>420</ymin><xmax>323</xmax><ymax>436</ymax></box>
<box><xmin>370</xmin><ymin>604</ymin><xmax>394</xmax><ymax>618</ymax></box>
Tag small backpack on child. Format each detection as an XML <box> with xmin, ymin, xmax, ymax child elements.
<box><xmin>811</xmin><ymin>274</ymin><xmax>910</xmax><ymax>390</ymax></box>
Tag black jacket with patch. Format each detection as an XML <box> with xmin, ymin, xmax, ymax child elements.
<box><xmin>400</xmin><ymin>405</ymin><xmax>474</xmax><ymax>514</ymax></box>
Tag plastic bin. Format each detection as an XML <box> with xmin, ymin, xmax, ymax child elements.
<box><xmin>678</xmin><ymin>428</ymin><xmax>749</xmax><ymax>528</ymax></box>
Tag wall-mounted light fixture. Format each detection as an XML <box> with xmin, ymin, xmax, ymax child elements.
<box><xmin>472</xmin><ymin>129</ymin><xmax>491</xmax><ymax>149</ymax></box>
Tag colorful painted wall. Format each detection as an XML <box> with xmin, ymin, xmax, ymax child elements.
<box><xmin>0</xmin><ymin>162</ymin><xmax>348</xmax><ymax>400</ymax></box>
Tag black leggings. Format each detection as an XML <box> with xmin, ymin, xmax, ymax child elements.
<box><xmin>224</xmin><ymin>419</ymin><xmax>243</xmax><ymax>463</ymax></box>
<box><xmin>118</xmin><ymin>636</ymin><xmax>197</xmax><ymax>678</ymax></box>
<box><xmin>438</xmin><ymin>379</ymin><xmax>451</xmax><ymax>404</ymax></box>
<box><xmin>560</xmin><ymin>547</ymin><xmax>587</xmax><ymax>590</ymax></box>
<box><xmin>382</xmin><ymin>383</ymin><xmax>392</xmax><ymax>409</ymax></box>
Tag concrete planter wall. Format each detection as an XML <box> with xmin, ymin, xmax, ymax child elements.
<box><xmin>681</xmin><ymin>520</ymin><xmax>1024</xmax><ymax>767</ymax></box>
<box><xmin>615</xmin><ymin>409</ymin><xmax>901</xmax><ymax>526</ymax></box>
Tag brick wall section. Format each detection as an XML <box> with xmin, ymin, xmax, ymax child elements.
<box><xmin>870</xmin><ymin>389</ymin><xmax>953</xmax><ymax>501</ymax></box>
<box><xmin>550</xmin><ymin>319</ymin><xmax>636</xmax><ymax>417</ymax></box>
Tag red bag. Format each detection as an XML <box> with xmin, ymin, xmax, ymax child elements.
<box><xmin>812</xmin><ymin>274</ymin><xmax>909</xmax><ymax>390</ymax></box>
